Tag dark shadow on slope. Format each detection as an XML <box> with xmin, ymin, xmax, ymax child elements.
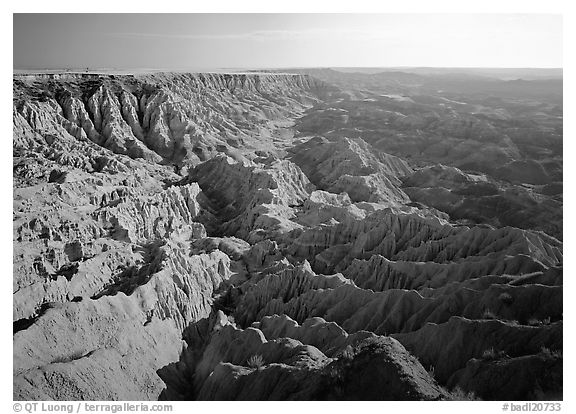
<box><xmin>91</xmin><ymin>240</ymin><xmax>166</xmax><ymax>299</ymax></box>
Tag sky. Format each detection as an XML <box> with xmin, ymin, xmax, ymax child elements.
<box><xmin>13</xmin><ymin>13</ymin><xmax>563</xmax><ymax>70</ymax></box>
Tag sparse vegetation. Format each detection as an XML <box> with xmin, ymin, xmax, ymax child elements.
<box><xmin>540</xmin><ymin>346</ymin><xmax>562</xmax><ymax>359</ymax></box>
<box><xmin>12</xmin><ymin>64</ymin><xmax>564</xmax><ymax>401</ymax></box>
<box><xmin>528</xmin><ymin>317</ymin><xmax>551</xmax><ymax>326</ymax></box>
<box><xmin>226</xmin><ymin>314</ymin><xmax>237</xmax><ymax>327</ymax></box>
<box><xmin>339</xmin><ymin>345</ymin><xmax>354</xmax><ymax>360</ymax></box>
<box><xmin>498</xmin><ymin>292</ymin><xmax>514</xmax><ymax>305</ymax></box>
<box><xmin>246</xmin><ymin>354</ymin><xmax>265</xmax><ymax>370</ymax></box>
<box><xmin>480</xmin><ymin>347</ymin><xmax>508</xmax><ymax>361</ymax></box>
<box><xmin>482</xmin><ymin>309</ymin><xmax>498</xmax><ymax>320</ymax></box>
<box><xmin>481</xmin><ymin>347</ymin><xmax>496</xmax><ymax>360</ymax></box>
<box><xmin>451</xmin><ymin>386</ymin><xmax>480</xmax><ymax>401</ymax></box>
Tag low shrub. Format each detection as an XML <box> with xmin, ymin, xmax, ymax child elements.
<box><xmin>451</xmin><ymin>386</ymin><xmax>480</xmax><ymax>401</ymax></box>
<box><xmin>247</xmin><ymin>354</ymin><xmax>265</xmax><ymax>370</ymax></box>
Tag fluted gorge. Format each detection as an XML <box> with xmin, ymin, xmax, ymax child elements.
<box><xmin>13</xmin><ymin>69</ymin><xmax>562</xmax><ymax>401</ymax></box>
<box><xmin>289</xmin><ymin>136</ymin><xmax>412</xmax><ymax>203</ymax></box>
<box><xmin>14</xmin><ymin>72</ymin><xmax>335</xmax><ymax>169</ymax></box>
<box><xmin>14</xmin><ymin>239</ymin><xmax>233</xmax><ymax>400</ymax></box>
<box><xmin>185</xmin><ymin>155</ymin><xmax>315</xmax><ymax>239</ymax></box>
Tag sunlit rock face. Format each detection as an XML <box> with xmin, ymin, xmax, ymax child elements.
<box><xmin>13</xmin><ymin>70</ymin><xmax>562</xmax><ymax>401</ymax></box>
<box><xmin>288</xmin><ymin>135</ymin><xmax>412</xmax><ymax>203</ymax></box>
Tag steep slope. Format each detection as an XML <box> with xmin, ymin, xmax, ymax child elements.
<box><xmin>185</xmin><ymin>155</ymin><xmax>314</xmax><ymax>239</ymax></box>
<box><xmin>13</xmin><ymin>70</ymin><xmax>562</xmax><ymax>401</ymax></box>
<box><xmin>14</xmin><ymin>240</ymin><xmax>233</xmax><ymax>400</ymax></box>
<box><xmin>292</xmin><ymin>69</ymin><xmax>561</xmax><ymax>182</ymax></box>
<box><xmin>288</xmin><ymin>136</ymin><xmax>412</xmax><ymax>203</ymax></box>
<box><xmin>14</xmin><ymin>72</ymin><xmax>336</xmax><ymax>170</ymax></box>
<box><xmin>402</xmin><ymin>164</ymin><xmax>563</xmax><ymax>239</ymax></box>
<box><xmin>160</xmin><ymin>311</ymin><xmax>449</xmax><ymax>400</ymax></box>
<box><xmin>13</xmin><ymin>71</ymin><xmax>334</xmax><ymax>400</ymax></box>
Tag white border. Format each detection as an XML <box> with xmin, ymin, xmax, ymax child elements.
<box><xmin>3</xmin><ymin>2</ymin><xmax>572</xmax><ymax>412</ymax></box>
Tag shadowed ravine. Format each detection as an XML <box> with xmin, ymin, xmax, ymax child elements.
<box><xmin>13</xmin><ymin>70</ymin><xmax>562</xmax><ymax>401</ymax></box>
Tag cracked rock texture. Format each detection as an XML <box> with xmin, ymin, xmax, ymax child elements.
<box><xmin>13</xmin><ymin>70</ymin><xmax>562</xmax><ymax>401</ymax></box>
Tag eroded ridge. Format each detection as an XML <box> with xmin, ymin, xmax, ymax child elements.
<box><xmin>13</xmin><ymin>70</ymin><xmax>562</xmax><ymax>401</ymax></box>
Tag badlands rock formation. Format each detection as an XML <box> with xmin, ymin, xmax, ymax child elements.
<box><xmin>402</xmin><ymin>164</ymin><xmax>563</xmax><ymax>239</ymax></box>
<box><xmin>288</xmin><ymin>136</ymin><xmax>412</xmax><ymax>203</ymax></box>
<box><xmin>13</xmin><ymin>70</ymin><xmax>562</xmax><ymax>401</ymax></box>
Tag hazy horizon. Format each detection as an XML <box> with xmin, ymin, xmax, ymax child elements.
<box><xmin>13</xmin><ymin>14</ymin><xmax>562</xmax><ymax>70</ymax></box>
<box><xmin>12</xmin><ymin>66</ymin><xmax>564</xmax><ymax>71</ymax></box>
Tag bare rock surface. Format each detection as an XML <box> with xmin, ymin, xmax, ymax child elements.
<box><xmin>402</xmin><ymin>164</ymin><xmax>563</xmax><ymax>239</ymax></box>
<box><xmin>13</xmin><ymin>70</ymin><xmax>562</xmax><ymax>401</ymax></box>
<box><xmin>289</xmin><ymin>136</ymin><xmax>412</xmax><ymax>203</ymax></box>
